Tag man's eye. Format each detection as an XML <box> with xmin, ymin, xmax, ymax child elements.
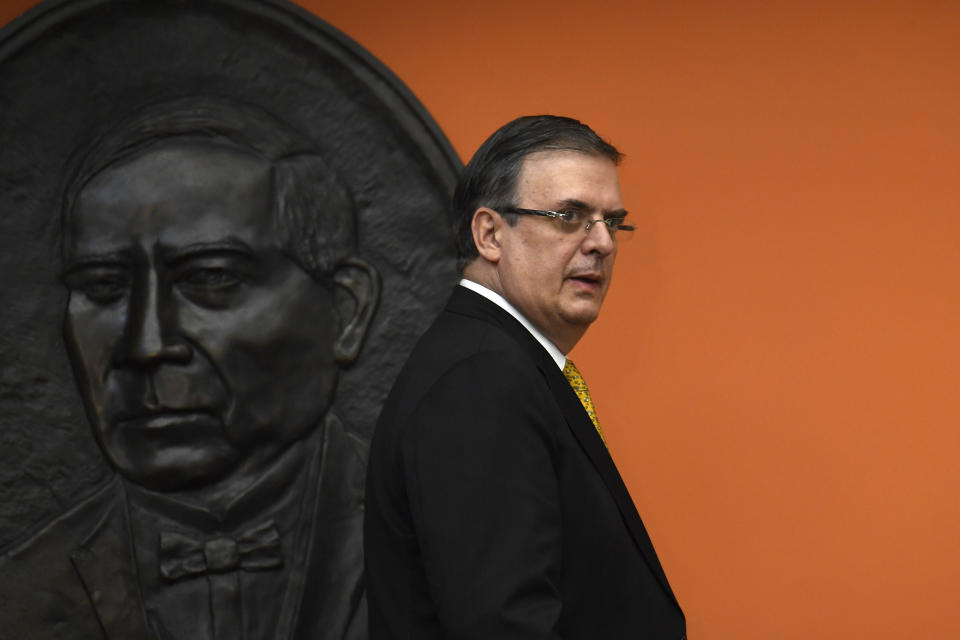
<box><xmin>604</xmin><ymin>216</ymin><xmax>626</xmax><ymax>229</ymax></box>
<box><xmin>175</xmin><ymin>266</ymin><xmax>249</xmax><ymax>309</ymax></box>
<box><xmin>179</xmin><ymin>268</ymin><xmax>243</xmax><ymax>289</ymax></box>
<box><xmin>64</xmin><ymin>271</ymin><xmax>130</xmax><ymax>305</ymax></box>
<box><xmin>556</xmin><ymin>210</ymin><xmax>582</xmax><ymax>223</ymax></box>
<box><xmin>84</xmin><ymin>278</ymin><xmax>128</xmax><ymax>303</ymax></box>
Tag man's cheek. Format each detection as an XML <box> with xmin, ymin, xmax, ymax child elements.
<box><xmin>67</xmin><ymin>311</ymin><xmax>118</xmax><ymax>374</ymax></box>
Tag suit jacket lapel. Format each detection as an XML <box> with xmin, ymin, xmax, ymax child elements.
<box><xmin>70</xmin><ymin>480</ymin><xmax>156</xmax><ymax>640</ymax></box>
<box><xmin>289</xmin><ymin>415</ymin><xmax>367</xmax><ymax>640</ymax></box>
<box><xmin>544</xmin><ymin>369</ymin><xmax>678</xmax><ymax>606</ymax></box>
<box><xmin>448</xmin><ymin>286</ymin><xmax>679</xmax><ymax>608</ymax></box>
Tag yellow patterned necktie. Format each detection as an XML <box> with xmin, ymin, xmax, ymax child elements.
<box><xmin>562</xmin><ymin>359</ymin><xmax>606</xmax><ymax>445</ymax></box>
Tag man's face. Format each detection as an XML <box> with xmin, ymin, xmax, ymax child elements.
<box><xmin>495</xmin><ymin>150</ymin><xmax>624</xmax><ymax>352</ymax></box>
<box><xmin>62</xmin><ymin>140</ymin><xmax>340</xmax><ymax>491</ymax></box>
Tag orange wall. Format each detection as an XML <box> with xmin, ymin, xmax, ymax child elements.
<box><xmin>3</xmin><ymin>1</ymin><xmax>959</xmax><ymax>638</ymax></box>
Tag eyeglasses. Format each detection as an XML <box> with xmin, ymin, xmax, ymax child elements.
<box><xmin>498</xmin><ymin>207</ymin><xmax>634</xmax><ymax>240</ymax></box>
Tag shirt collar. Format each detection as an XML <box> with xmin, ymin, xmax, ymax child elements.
<box><xmin>459</xmin><ymin>278</ymin><xmax>566</xmax><ymax>370</ymax></box>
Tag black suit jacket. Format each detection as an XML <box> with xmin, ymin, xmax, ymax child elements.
<box><xmin>365</xmin><ymin>286</ymin><xmax>685</xmax><ymax>639</ymax></box>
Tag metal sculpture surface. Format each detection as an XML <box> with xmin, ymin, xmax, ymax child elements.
<box><xmin>0</xmin><ymin>1</ymin><xmax>460</xmax><ymax>638</ymax></box>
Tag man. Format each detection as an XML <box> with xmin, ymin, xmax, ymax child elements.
<box><xmin>365</xmin><ymin>115</ymin><xmax>685</xmax><ymax>639</ymax></box>
<box><xmin>0</xmin><ymin>98</ymin><xmax>379</xmax><ymax>640</ymax></box>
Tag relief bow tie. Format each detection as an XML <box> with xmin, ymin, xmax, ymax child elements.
<box><xmin>159</xmin><ymin>519</ymin><xmax>284</xmax><ymax>581</ymax></box>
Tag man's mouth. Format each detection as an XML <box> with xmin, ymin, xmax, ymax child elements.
<box><xmin>566</xmin><ymin>271</ymin><xmax>603</xmax><ymax>288</ymax></box>
<box><xmin>115</xmin><ymin>408</ymin><xmax>220</xmax><ymax>431</ymax></box>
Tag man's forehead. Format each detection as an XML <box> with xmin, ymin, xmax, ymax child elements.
<box><xmin>80</xmin><ymin>139</ymin><xmax>270</xmax><ymax>198</ymax></box>
<box><xmin>65</xmin><ymin>140</ymin><xmax>276</xmax><ymax>257</ymax></box>
<box><xmin>514</xmin><ymin>149</ymin><xmax>622</xmax><ymax>208</ymax></box>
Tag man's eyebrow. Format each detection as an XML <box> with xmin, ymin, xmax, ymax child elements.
<box><xmin>61</xmin><ymin>252</ymin><xmax>129</xmax><ymax>276</ymax></box>
<box><xmin>556</xmin><ymin>198</ymin><xmax>591</xmax><ymax>211</ymax></box>
<box><xmin>555</xmin><ymin>198</ymin><xmax>629</xmax><ymax>218</ymax></box>
<box><xmin>162</xmin><ymin>239</ymin><xmax>258</xmax><ymax>263</ymax></box>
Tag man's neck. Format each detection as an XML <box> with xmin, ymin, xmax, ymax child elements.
<box><xmin>459</xmin><ymin>277</ymin><xmax>567</xmax><ymax>369</ymax></box>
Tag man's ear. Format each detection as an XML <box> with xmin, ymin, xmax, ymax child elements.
<box><xmin>471</xmin><ymin>207</ymin><xmax>503</xmax><ymax>263</ymax></box>
<box><xmin>332</xmin><ymin>257</ymin><xmax>381</xmax><ymax>366</ymax></box>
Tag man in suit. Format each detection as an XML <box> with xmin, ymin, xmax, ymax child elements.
<box><xmin>365</xmin><ymin>115</ymin><xmax>686</xmax><ymax>639</ymax></box>
<box><xmin>0</xmin><ymin>97</ymin><xmax>378</xmax><ymax>640</ymax></box>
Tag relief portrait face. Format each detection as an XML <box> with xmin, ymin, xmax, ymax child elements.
<box><xmin>61</xmin><ymin>139</ymin><xmax>342</xmax><ymax>492</ymax></box>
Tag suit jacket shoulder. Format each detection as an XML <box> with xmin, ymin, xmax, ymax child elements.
<box><xmin>0</xmin><ymin>477</ymin><xmax>150</xmax><ymax>639</ymax></box>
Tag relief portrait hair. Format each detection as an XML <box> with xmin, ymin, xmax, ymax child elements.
<box><xmin>60</xmin><ymin>95</ymin><xmax>358</xmax><ymax>279</ymax></box>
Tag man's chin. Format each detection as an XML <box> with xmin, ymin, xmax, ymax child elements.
<box><xmin>107</xmin><ymin>439</ymin><xmax>241</xmax><ymax>492</ymax></box>
<box><xmin>560</xmin><ymin>300</ymin><xmax>603</xmax><ymax>327</ymax></box>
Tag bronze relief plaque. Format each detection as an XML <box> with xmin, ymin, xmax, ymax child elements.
<box><xmin>0</xmin><ymin>1</ymin><xmax>460</xmax><ymax>638</ymax></box>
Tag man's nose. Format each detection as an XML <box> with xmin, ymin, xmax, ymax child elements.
<box><xmin>116</xmin><ymin>270</ymin><xmax>192</xmax><ymax>367</ymax></box>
